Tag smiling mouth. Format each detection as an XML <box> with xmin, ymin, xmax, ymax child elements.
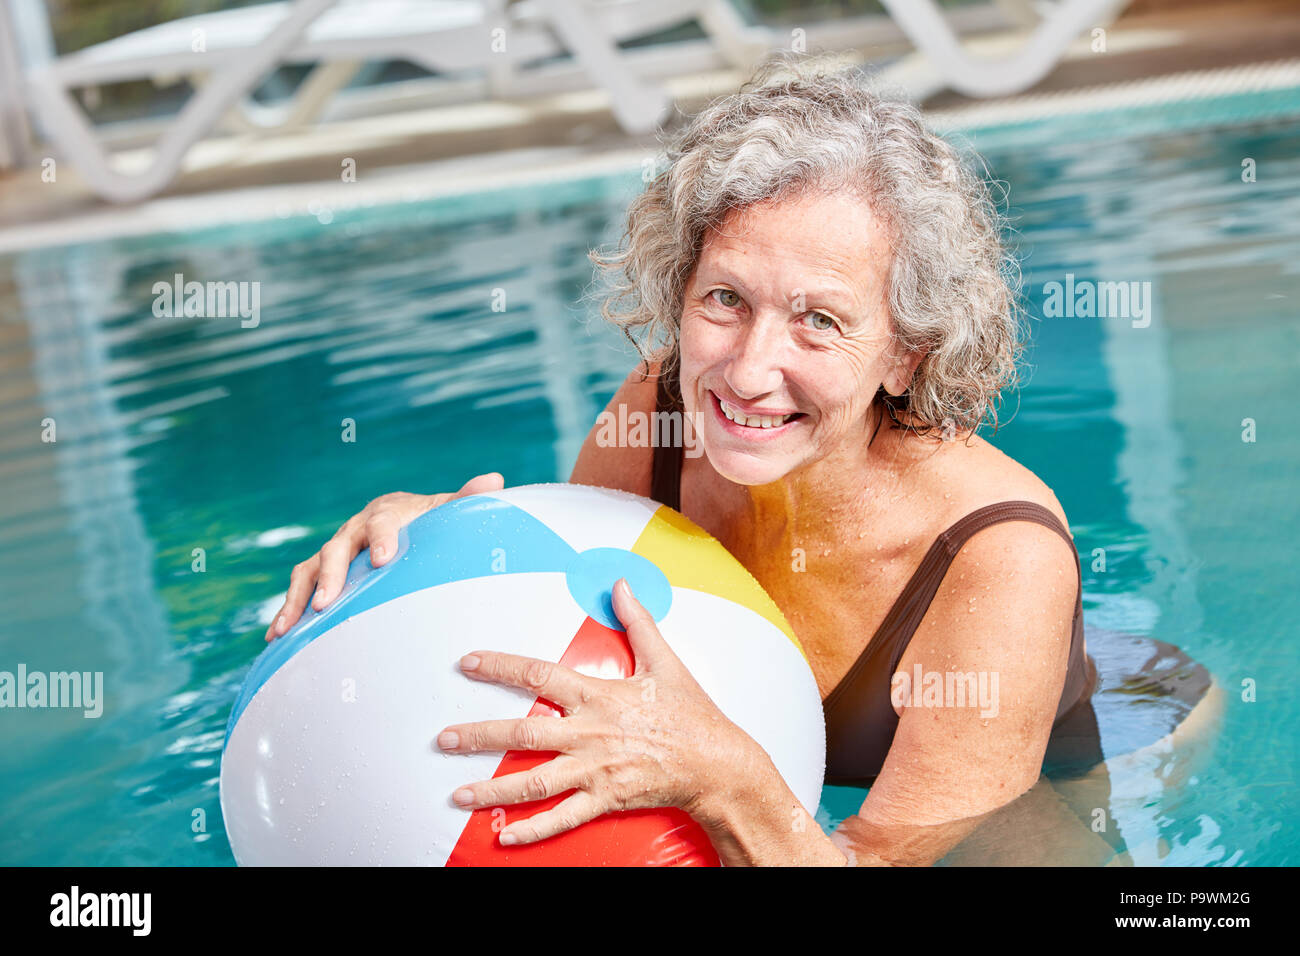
<box><xmin>712</xmin><ymin>392</ymin><xmax>807</xmax><ymax>430</ymax></box>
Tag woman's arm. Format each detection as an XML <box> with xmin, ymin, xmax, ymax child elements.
<box><xmin>863</xmin><ymin>519</ymin><xmax>1077</xmax><ymax>825</ymax></box>
<box><xmin>690</xmin><ymin>518</ymin><xmax>1080</xmax><ymax>865</ymax></box>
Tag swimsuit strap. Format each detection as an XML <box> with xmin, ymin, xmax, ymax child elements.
<box><xmin>650</xmin><ymin>370</ymin><xmax>684</xmax><ymax>511</ymax></box>
<box><xmin>821</xmin><ymin>499</ymin><xmax>1090</xmax><ymax>783</ymax></box>
<box><xmin>823</xmin><ymin>500</ymin><xmax>1083</xmax><ymax>716</ymax></box>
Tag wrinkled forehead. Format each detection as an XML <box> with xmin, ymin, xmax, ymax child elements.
<box><xmin>691</xmin><ymin>191</ymin><xmax>895</xmax><ymax>298</ymax></box>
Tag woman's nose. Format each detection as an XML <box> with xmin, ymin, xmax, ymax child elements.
<box><xmin>724</xmin><ymin>314</ymin><xmax>787</xmax><ymax>398</ymax></box>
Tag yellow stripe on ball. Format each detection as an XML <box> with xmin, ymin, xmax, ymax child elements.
<box><xmin>631</xmin><ymin>505</ymin><xmax>805</xmax><ymax>660</ymax></box>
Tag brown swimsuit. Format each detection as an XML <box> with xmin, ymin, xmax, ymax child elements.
<box><xmin>648</xmin><ymin>372</ymin><xmax>1104</xmax><ymax>785</ymax></box>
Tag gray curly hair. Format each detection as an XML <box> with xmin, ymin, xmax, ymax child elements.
<box><xmin>588</xmin><ymin>51</ymin><xmax>1024</xmax><ymax>436</ymax></box>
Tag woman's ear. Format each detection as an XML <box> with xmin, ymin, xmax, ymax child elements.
<box><xmin>883</xmin><ymin>349</ymin><xmax>924</xmax><ymax>397</ymax></box>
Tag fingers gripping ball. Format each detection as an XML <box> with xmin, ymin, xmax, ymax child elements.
<box><xmin>220</xmin><ymin>483</ymin><xmax>826</xmax><ymax>866</ymax></box>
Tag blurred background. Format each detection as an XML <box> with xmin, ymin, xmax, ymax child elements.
<box><xmin>0</xmin><ymin>0</ymin><xmax>1296</xmax><ymax>865</ymax></box>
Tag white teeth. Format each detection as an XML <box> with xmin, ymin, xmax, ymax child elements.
<box><xmin>720</xmin><ymin>399</ymin><xmax>795</xmax><ymax>428</ymax></box>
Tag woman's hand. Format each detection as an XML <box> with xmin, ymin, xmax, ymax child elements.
<box><xmin>264</xmin><ymin>472</ymin><xmax>505</xmax><ymax>641</ymax></box>
<box><xmin>436</xmin><ymin>578</ymin><xmax>760</xmax><ymax>845</ymax></box>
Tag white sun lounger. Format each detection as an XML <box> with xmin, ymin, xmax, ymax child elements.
<box><xmin>875</xmin><ymin>0</ymin><xmax>1131</xmax><ymax>101</ymax></box>
<box><xmin>22</xmin><ymin>0</ymin><xmax>774</xmax><ymax>203</ymax></box>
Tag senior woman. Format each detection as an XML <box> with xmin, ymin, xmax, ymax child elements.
<box><xmin>265</xmin><ymin>56</ymin><xmax>1105</xmax><ymax>865</ymax></box>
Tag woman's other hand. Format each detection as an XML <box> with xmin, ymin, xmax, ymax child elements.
<box><xmin>264</xmin><ymin>472</ymin><xmax>505</xmax><ymax>641</ymax></box>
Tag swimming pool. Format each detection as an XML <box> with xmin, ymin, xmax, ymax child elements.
<box><xmin>1</xmin><ymin>104</ymin><xmax>1296</xmax><ymax>866</ymax></box>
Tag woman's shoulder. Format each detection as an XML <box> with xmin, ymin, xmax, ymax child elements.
<box><xmin>568</xmin><ymin>360</ymin><xmax>664</xmax><ymax>495</ymax></box>
<box><xmin>893</xmin><ymin>433</ymin><xmax>1081</xmax><ymax>681</ymax></box>
<box><xmin>917</xmin><ymin>431</ymin><xmax>1074</xmax><ymax>544</ymax></box>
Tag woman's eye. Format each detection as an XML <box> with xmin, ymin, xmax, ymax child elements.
<box><xmin>712</xmin><ymin>289</ymin><xmax>741</xmax><ymax>308</ymax></box>
<box><xmin>804</xmin><ymin>312</ymin><xmax>837</xmax><ymax>332</ymax></box>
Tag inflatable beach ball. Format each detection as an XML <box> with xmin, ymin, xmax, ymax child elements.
<box><xmin>220</xmin><ymin>483</ymin><xmax>825</xmax><ymax>866</ymax></box>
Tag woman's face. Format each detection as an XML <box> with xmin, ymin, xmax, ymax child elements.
<box><xmin>679</xmin><ymin>189</ymin><xmax>918</xmax><ymax>487</ymax></box>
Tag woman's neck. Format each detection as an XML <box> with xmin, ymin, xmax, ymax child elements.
<box><xmin>715</xmin><ymin>400</ymin><xmax>917</xmax><ymax>552</ymax></box>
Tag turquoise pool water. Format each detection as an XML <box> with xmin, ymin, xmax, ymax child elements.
<box><xmin>1</xmin><ymin>107</ymin><xmax>1296</xmax><ymax>866</ymax></box>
